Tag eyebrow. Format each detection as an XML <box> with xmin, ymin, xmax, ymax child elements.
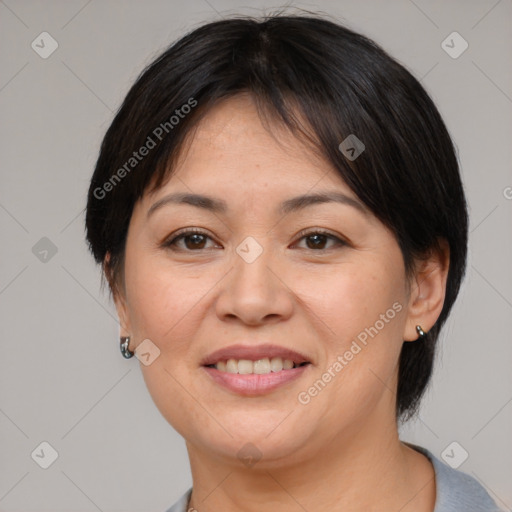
<box><xmin>146</xmin><ymin>190</ymin><xmax>369</xmax><ymax>218</ymax></box>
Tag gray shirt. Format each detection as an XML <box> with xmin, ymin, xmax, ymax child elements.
<box><xmin>165</xmin><ymin>444</ymin><xmax>502</xmax><ymax>511</ymax></box>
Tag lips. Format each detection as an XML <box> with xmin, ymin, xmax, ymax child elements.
<box><xmin>203</xmin><ymin>364</ymin><xmax>310</xmax><ymax>396</ymax></box>
<box><xmin>200</xmin><ymin>343</ymin><xmax>313</xmax><ymax>395</ymax></box>
<box><xmin>200</xmin><ymin>343</ymin><xmax>311</xmax><ymax>367</ymax></box>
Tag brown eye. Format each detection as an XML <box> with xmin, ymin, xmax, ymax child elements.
<box><xmin>305</xmin><ymin>233</ymin><xmax>329</xmax><ymax>249</ymax></box>
<box><xmin>295</xmin><ymin>230</ymin><xmax>346</xmax><ymax>251</ymax></box>
<box><xmin>163</xmin><ymin>229</ymin><xmax>218</xmax><ymax>251</ymax></box>
<box><xmin>181</xmin><ymin>233</ymin><xmax>208</xmax><ymax>250</ymax></box>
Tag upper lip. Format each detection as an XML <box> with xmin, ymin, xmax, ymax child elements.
<box><xmin>201</xmin><ymin>343</ymin><xmax>311</xmax><ymax>366</ymax></box>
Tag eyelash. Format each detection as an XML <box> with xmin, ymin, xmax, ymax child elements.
<box><xmin>162</xmin><ymin>228</ymin><xmax>347</xmax><ymax>252</ymax></box>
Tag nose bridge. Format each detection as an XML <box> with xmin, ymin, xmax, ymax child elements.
<box><xmin>215</xmin><ymin>235</ymin><xmax>293</xmax><ymax>324</ymax></box>
<box><xmin>232</xmin><ymin>235</ymin><xmax>277</xmax><ymax>297</ymax></box>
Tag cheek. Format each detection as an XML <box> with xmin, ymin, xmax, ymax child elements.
<box><xmin>123</xmin><ymin>249</ymin><xmax>212</xmax><ymax>343</ymax></box>
<box><xmin>300</xmin><ymin>259</ymin><xmax>405</xmax><ymax>343</ymax></box>
<box><xmin>123</xmin><ymin>252</ymin><xmax>216</xmax><ymax>435</ymax></box>
<box><xmin>301</xmin><ymin>259</ymin><xmax>407</xmax><ymax>403</ymax></box>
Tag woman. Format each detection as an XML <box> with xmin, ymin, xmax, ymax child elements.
<box><xmin>85</xmin><ymin>14</ymin><xmax>502</xmax><ymax>512</ymax></box>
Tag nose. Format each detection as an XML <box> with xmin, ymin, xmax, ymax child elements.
<box><xmin>215</xmin><ymin>242</ymin><xmax>294</xmax><ymax>326</ymax></box>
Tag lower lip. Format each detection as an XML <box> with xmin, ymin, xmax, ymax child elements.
<box><xmin>202</xmin><ymin>365</ymin><xmax>311</xmax><ymax>396</ymax></box>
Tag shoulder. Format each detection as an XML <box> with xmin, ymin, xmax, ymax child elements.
<box><xmin>407</xmin><ymin>443</ymin><xmax>503</xmax><ymax>512</ymax></box>
<box><xmin>164</xmin><ymin>487</ymin><xmax>192</xmax><ymax>512</ymax></box>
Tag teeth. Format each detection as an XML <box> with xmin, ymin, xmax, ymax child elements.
<box><xmin>253</xmin><ymin>357</ymin><xmax>270</xmax><ymax>374</ymax></box>
<box><xmin>226</xmin><ymin>359</ymin><xmax>238</xmax><ymax>373</ymax></box>
<box><xmin>238</xmin><ymin>359</ymin><xmax>253</xmax><ymax>374</ymax></box>
<box><xmin>215</xmin><ymin>357</ymin><xmax>301</xmax><ymax>374</ymax></box>
<box><xmin>270</xmin><ymin>357</ymin><xmax>283</xmax><ymax>372</ymax></box>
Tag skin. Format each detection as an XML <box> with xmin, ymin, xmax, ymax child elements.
<box><xmin>110</xmin><ymin>93</ymin><xmax>450</xmax><ymax>511</ymax></box>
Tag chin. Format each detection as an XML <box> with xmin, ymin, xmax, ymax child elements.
<box><xmin>194</xmin><ymin>417</ymin><xmax>315</xmax><ymax>467</ymax></box>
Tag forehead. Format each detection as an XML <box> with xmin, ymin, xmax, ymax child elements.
<box><xmin>147</xmin><ymin>94</ymin><xmax>354</xmax><ymax>202</ymax></box>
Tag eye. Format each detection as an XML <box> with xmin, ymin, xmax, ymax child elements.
<box><xmin>162</xmin><ymin>228</ymin><xmax>219</xmax><ymax>251</ymax></box>
<box><xmin>294</xmin><ymin>229</ymin><xmax>346</xmax><ymax>251</ymax></box>
<box><xmin>162</xmin><ymin>228</ymin><xmax>347</xmax><ymax>252</ymax></box>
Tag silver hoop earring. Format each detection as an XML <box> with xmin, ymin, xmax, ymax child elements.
<box><xmin>415</xmin><ymin>325</ymin><xmax>427</xmax><ymax>339</ymax></box>
<box><xmin>120</xmin><ymin>336</ymin><xmax>134</xmax><ymax>359</ymax></box>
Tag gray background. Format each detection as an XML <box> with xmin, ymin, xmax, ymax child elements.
<box><xmin>1</xmin><ymin>0</ymin><xmax>511</xmax><ymax>511</ymax></box>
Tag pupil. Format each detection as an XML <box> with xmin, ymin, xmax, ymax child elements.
<box><xmin>187</xmin><ymin>234</ymin><xmax>205</xmax><ymax>248</ymax></box>
<box><xmin>308</xmin><ymin>234</ymin><xmax>326</xmax><ymax>249</ymax></box>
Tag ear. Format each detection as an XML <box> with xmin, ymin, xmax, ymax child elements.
<box><xmin>403</xmin><ymin>239</ymin><xmax>450</xmax><ymax>342</ymax></box>
<box><xmin>103</xmin><ymin>252</ymin><xmax>131</xmax><ymax>336</ymax></box>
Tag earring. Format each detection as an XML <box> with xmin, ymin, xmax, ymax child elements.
<box><xmin>120</xmin><ymin>336</ymin><xmax>134</xmax><ymax>359</ymax></box>
<box><xmin>415</xmin><ymin>325</ymin><xmax>427</xmax><ymax>339</ymax></box>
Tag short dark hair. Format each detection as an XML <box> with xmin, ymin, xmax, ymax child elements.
<box><xmin>85</xmin><ymin>13</ymin><xmax>468</xmax><ymax>421</ymax></box>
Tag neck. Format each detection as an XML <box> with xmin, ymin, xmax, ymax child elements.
<box><xmin>185</xmin><ymin>408</ymin><xmax>435</xmax><ymax>512</ymax></box>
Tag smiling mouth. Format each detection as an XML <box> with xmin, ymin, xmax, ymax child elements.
<box><xmin>205</xmin><ymin>357</ymin><xmax>311</xmax><ymax>374</ymax></box>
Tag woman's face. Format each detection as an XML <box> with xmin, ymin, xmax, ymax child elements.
<box><xmin>114</xmin><ymin>94</ymin><xmax>425</xmax><ymax>466</ymax></box>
